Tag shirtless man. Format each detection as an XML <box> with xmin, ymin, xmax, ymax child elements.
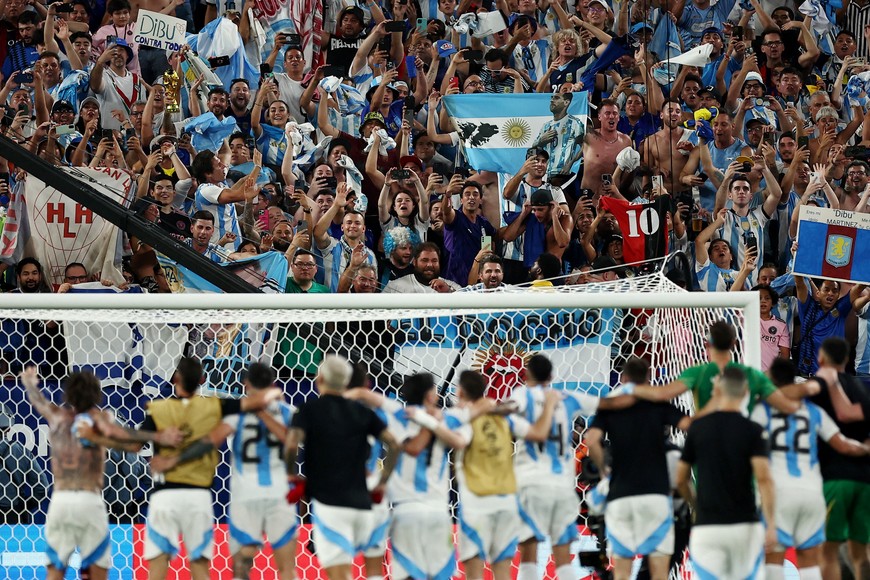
<box><xmin>21</xmin><ymin>367</ymin><xmax>181</xmax><ymax>580</ymax></box>
<box><xmin>581</xmin><ymin>99</ymin><xmax>633</xmax><ymax>195</ymax></box>
<box><xmin>641</xmin><ymin>100</ymin><xmax>696</xmax><ymax>194</ymax></box>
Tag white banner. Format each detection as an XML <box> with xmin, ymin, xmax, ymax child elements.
<box><xmin>15</xmin><ymin>168</ymin><xmax>136</xmax><ymax>284</ymax></box>
<box><xmin>134</xmin><ymin>10</ymin><xmax>187</xmax><ymax>51</ymax></box>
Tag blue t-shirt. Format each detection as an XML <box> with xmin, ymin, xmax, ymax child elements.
<box><xmin>796</xmin><ymin>291</ymin><xmax>852</xmax><ymax>375</ymax></box>
<box><xmin>444</xmin><ymin>210</ymin><xmax>496</xmax><ymax>286</ymax></box>
<box><xmin>618</xmin><ymin>113</ymin><xmax>661</xmax><ymax>150</ymax></box>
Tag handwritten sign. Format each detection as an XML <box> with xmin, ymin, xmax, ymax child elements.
<box><xmin>134</xmin><ymin>10</ymin><xmax>187</xmax><ymax>51</ymax></box>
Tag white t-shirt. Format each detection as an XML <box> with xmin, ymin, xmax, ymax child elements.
<box><xmin>95</xmin><ymin>68</ymin><xmax>145</xmax><ymax>130</ymax></box>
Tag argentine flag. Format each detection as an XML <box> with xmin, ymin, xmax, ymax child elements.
<box><xmin>442</xmin><ymin>92</ymin><xmax>589</xmax><ymax>174</ymax></box>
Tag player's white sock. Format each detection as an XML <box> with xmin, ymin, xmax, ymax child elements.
<box><xmin>798</xmin><ymin>566</ymin><xmax>822</xmax><ymax>580</ymax></box>
<box><xmin>556</xmin><ymin>563</ymin><xmax>576</xmax><ymax>580</ymax></box>
<box><xmin>517</xmin><ymin>562</ymin><xmax>538</xmax><ymax>580</ymax></box>
<box><xmin>765</xmin><ymin>564</ymin><xmax>785</xmax><ymax>580</ymax></box>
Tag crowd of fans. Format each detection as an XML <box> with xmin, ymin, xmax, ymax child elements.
<box><xmin>0</xmin><ymin>0</ymin><xmax>869</xmax><ymax>369</ymax></box>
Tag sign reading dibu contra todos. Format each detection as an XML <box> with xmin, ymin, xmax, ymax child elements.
<box><xmin>134</xmin><ymin>10</ymin><xmax>187</xmax><ymax>51</ymax></box>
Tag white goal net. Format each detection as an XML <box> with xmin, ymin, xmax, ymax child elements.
<box><xmin>0</xmin><ymin>272</ymin><xmax>759</xmax><ymax>579</ymax></box>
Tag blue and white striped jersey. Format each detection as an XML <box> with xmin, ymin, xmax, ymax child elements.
<box><xmin>716</xmin><ymin>207</ymin><xmax>769</xmax><ymax>277</ymax></box>
<box><xmin>386</xmin><ymin>399</ymin><xmax>462</xmax><ymax>508</ymax></box>
<box><xmin>695</xmin><ymin>258</ymin><xmax>747</xmax><ymax>292</ymax></box>
<box><xmin>194</xmin><ymin>183</ymin><xmax>242</xmax><ymax>251</ymax></box>
<box><xmin>509</xmin><ymin>385</ymin><xmax>599</xmax><ymax>488</ymax></box>
<box><xmin>224</xmin><ymin>401</ymin><xmax>296</xmax><ymax>500</ymax></box>
<box><xmin>750</xmin><ymin>400</ymin><xmax>839</xmax><ymax>491</ymax></box>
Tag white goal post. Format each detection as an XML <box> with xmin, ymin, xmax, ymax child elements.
<box><xmin>0</xmin><ymin>278</ymin><xmax>761</xmax><ymax>578</ymax></box>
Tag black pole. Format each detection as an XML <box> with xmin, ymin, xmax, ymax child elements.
<box><xmin>0</xmin><ymin>134</ymin><xmax>261</xmax><ymax>293</ymax></box>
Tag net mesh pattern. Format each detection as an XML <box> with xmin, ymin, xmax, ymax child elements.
<box><xmin>0</xmin><ymin>272</ymin><xmax>749</xmax><ymax>579</ymax></box>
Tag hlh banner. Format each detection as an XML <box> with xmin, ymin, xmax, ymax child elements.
<box><xmin>0</xmin><ymin>168</ymin><xmax>135</xmax><ymax>284</ymax></box>
<box><xmin>794</xmin><ymin>205</ymin><xmax>870</xmax><ymax>284</ymax></box>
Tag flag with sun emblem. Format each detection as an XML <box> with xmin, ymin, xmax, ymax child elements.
<box><xmin>442</xmin><ymin>92</ymin><xmax>589</xmax><ymax>174</ymax></box>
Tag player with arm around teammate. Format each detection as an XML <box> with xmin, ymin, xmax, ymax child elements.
<box><xmin>676</xmin><ymin>366</ymin><xmax>777</xmax><ymax>580</ymax></box>
<box><xmin>510</xmin><ymin>354</ymin><xmax>635</xmax><ymax>580</ymax></box>
<box><xmin>144</xmin><ymin>358</ymin><xmax>281</xmax><ymax>580</ymax></box>
<box><xmin>633</xmin><ymin>320</ymin><xmax>819</xmax><ymax>416</ymax></box>
<box><xmin>284</xmin><ymin>355</ymin><xmax>400</xmax><ymax>580</ymax></box>
<box><xmin>153</xmin><ymin>362</ymin><xmax>298</xmax><ymax>580</ymax></box>
<box><xmin>753</xmin><ymin>358</ymin><xmax>870</xmax><ymax>580</ymax></box>
<box><xmin>585</xmin><ymin>357</ymin><xmax>692</xmax><ymax>580</ymax></box>
<box><xmin>20</xmin><ymin>367</ymin><xmax>182</xmax><ymax>580</ymax></box>
<box><xmin>347</xmin><ymin>372</ymin><xmax>464</xmax><ymax>580</ymax></box>
<box><xmin>445</xmin><ymin>370</ymin><xmax>560</xmax><ymax>580</ymax></box>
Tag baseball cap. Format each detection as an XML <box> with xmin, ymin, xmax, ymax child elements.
<box><xmin>361</xmin><ymin>111</ymin><xmax>387</xmax><ymax>132</ymax></box>
<box><xmin>588</xmin><ymin>0</ymin><xmax>612</xmax><ymax>11</ymax></box>
<box><xmin>80</xmin><ymin>96</ymin><xmax>100</xmax><ymax>110</ymax></box>
<box><xmin>699</xmin><ymin>85</ymin><xmax>722</xmax><ymax>101</ymax></box>
<box><xmin>743</xmin><ymin>71</ymin><xmax>766</xmax><ymax>89</ymax></box>
<box><xmin>399</xmin><ymin>155</ymin><xmax>423</xmax><ymax>171</ymax></box>
<box><xmin>337</xmin><ymin>5</ymin><xmax>365</xmax><ymax>26</ymax></box>
<box><xmin>746</xmin><ymin>115</ymin><xmax>770</xmax><ymax>126</ymax></box>
<box><xmin>435</xmin><ymin>39</ymin><xmax>458</xmax><ymax>58</ymax></box>
<box><xmin>149</xmin><ymin>134</ymin><xmax>178</xmax><ymax>151</ymax></box>
<box><xmin>529</xmin><ymin>189</ymin><xmax>554</xmax><ymax>206</ymax></box>
<box><xmin>630</xmin><ymin>22</ymin><xmax>653</xmax><ymax>34</ymax></box>
<box><xmin>106</xmin><ymin>37</ymin><xmax>134</xmax><ymax>63</ymax></box>
<box><xmin>701</xmin><ymin>26</ymin><xmax>723</xmax><ymax>38</ymax></box>
<box><xmin>51</xmin><ymin>99</ymin><xmax>75</xmax><ymax>114</ymax></box>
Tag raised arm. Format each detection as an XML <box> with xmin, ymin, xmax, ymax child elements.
<box><xmin>316</xmin><ymin>86</ymin><xmax>340</xmax><ymax>139</ymax></box>
<box><xmin>20</xmin><ymin>367</ymin><xmax>58</xmax><ymax>420</ymax></box>
<box><xmin>695</xmin><ymin>208</ymin><xmax>727</xmax><ymax>265</ymax></box>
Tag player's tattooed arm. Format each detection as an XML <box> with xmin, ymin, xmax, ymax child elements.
<box><xmin>20</xmin><ymin>366</ymin><xmax>58</xmax><ymax>420</ymax></box>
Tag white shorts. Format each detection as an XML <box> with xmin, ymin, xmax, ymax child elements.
<box><xmin>774</xmin><ymin>484</ymin><xmax>826</xmax><ymax>551</ymax></box>
<box><xmin>517</xmin><ymin>484</ymin><xmax>578</xmax><ymax>546</ymax></box>
<box><xmin>310</xmin><ymin>499</ymin><xmax>374</xmax><ymax>568</ymax></box>
<box><xmin>45</xmin><ymin>491</ymin><xmax>110</xmax><ymax>571</ymax></box>
<box><xmin>390</xmin><ymin>503</ymin><xmax>456</xmax><ymax>580</ymax></box>
<box><xmin>689</xmin><ymin>522</ymin><xmax>765</xmax><ymax>580</ymax></box>
<box><xmin>605</xmin><ymin>494</ymin><xmax>674</xmax><ymax>558</ymax></box>
<box><xmin>363</xmin><ymin>499</ymin><xmax>391</xmax><ymax>557</ymax></box>
<box><xmin>457</xmin><ymin>495</ymin><xmax>522</xmax><ymax>564</ymax></box>
<box><xmin>144</xmin><ymin>488</ymin><xmax>214</xmax><ymax>561</ymax></box>
<box><xmin>228</xmin><ymin>496</ymin><xmax>299</xmax><ymax>553</ymax></box>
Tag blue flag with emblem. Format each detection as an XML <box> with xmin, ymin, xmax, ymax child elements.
<box><xmin>794</xmin><ymin>205</ymin><xmax>870</xmax><ymax>284</ymax></box>
<box><xmin>442</xmin><ymin>92</ymin><xmax>589</xmax><ymax>174</ymax></box>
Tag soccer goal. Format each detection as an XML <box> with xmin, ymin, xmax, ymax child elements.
<box><xmin>0</xmin><ymin>272</ymin><xmax>760</xmax><ymax>579</ymax></box>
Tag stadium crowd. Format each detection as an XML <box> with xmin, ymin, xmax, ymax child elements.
<box><xmin>0</xmin><ymin>0</ymin><xmax>869</xmax><ymax>578</ymax></box>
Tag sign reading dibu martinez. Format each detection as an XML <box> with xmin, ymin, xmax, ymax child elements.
<box><xmin>795</xmin><ymin>205</ymin><xmax>870</xmax><ymax>284</ymax></box>
<box><xmin>134</xmin><ymin>10</ymin><xmax>187</xmax><ymax>51</ymax></box>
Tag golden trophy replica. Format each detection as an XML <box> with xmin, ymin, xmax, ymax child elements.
<box><xmin>164</xmin><ymin>69</ymin><xmax>181</xmax><ymax>114</ymax></box>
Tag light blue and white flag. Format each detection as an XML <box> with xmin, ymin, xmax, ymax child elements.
<box><xmin>442</xmin><ymin>92</ymin><xmax>589</xmax><ymax>174</ymax></box>
<box><xmin>158</xmin><ymin>250</ymin><xmax>289</xmax><ymax>293</ymax></box>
